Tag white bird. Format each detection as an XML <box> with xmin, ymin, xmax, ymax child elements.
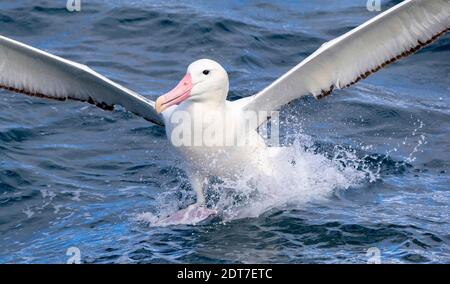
<box><xmin>1</xmin><ymin>0</ymin><xmax>449</xmax><ymax>224</ymax></box>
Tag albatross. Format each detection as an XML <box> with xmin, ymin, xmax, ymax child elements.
<box><xmin>1</xmin><ymin>0</ymin><xmax>449</xmax><ymax>224</ymax></box>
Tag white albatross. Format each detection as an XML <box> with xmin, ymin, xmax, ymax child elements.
<box><xmin>1</xmin><ymin>0</ymin><xmax>449</xmax><ymax>224</ymax></box>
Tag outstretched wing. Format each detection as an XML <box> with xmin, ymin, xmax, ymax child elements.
<box><xmin>240</xmin><ymin>0</ymin><xmax>450</xmax><ymax>117</ymax></box>
<box><xmin>0</xmin><ymin>35</ymin><xmax>164</xmax><ymax>126</ymax></box>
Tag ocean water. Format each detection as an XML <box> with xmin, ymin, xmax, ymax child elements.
<box><xmin>0</xmin><ymin>0</ymin><xmax>449</xmax><ymax>263</ymax></box>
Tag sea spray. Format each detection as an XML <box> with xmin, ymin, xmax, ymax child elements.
<box><xmin>136</xmin><ymin>132</ymin><xmax>374</xmax><ymax>226</ymax></box>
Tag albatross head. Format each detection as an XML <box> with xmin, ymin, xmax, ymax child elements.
<box><xmin>155</xmin><ymin>59</ymin><xmax>229</xmax><ymax>113</ymax></box>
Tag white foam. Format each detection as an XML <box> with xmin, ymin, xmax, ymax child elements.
<box><xmin>214</xmin><ymin>134</ymin><xmax>368</xmax><ymax>221</ymax></box>
<box><xmin>136</xmin><ymin>132</ymin><xmax>374</xmax><ymax>226</ymax></box>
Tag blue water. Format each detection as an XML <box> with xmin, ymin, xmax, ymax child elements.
<box><xmin>0</xmin><ymin>0</ymin><xmax>449</xmax><ymax>263</ymax></box>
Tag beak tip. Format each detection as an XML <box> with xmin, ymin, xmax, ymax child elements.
<box><xmin>155</xmin><ymin>97</ymin><xmax>163</xmax><ymax>114</ymax></box>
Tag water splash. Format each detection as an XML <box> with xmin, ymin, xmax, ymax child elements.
<box><xmin>136</xmin><ymin>132</ymin><xmax>374</xmax><ymax>226</ymax></box>
<box><xmin>404</xmin><ymin>119</ymin><xmax>426</xmax><ymax>163</ymax></box>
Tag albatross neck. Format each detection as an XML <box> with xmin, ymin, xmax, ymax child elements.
<box><xmin>189</xmin><ymin>90</ymin><xmax>228</xmax><ymax>111</ymax></box>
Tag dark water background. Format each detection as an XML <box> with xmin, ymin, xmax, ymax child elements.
<box><xmin>0</xmin><ymin>0</ymin><xmax>449</xmax><ymax>263</ymax></box>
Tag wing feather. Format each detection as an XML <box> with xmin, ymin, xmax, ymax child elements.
<box><xmin>241</xmin><ymin>0</ymin><xmax>450</xmax><ymax>115</ymax></box>
<box><xmin>0</xmin><ymin>35</ymin><xmax>164</xmax><ymax>126</ymax></box>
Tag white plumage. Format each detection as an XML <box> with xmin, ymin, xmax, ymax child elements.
<box><xmin>242</xmin><ymin>0</ymin><xmax>450</xmax><ymax>117</ymax></box>
<box><xmin>0</xmin><ymin>35</ymin><xmax>164</xmax><ymax>125</ymax></box>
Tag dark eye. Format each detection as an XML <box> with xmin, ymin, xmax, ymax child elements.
<box><xmin>202</xmin><ymin>70</ymin><xmax>210</xmax><ymax>75</ymax></box>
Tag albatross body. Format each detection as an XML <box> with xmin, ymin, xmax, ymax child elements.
<box><xmin>157</xmin><ymin>61</ymin><xmax>271</xmax><ymax>216</ymax></box>
<box><xmin>0</xmin><ymin>0</ymin><xmax>449</xmax><ymax>224</ymax></box>
<box><xmin>158</xmin><ymin>59</ymin><xmax>270</xmax><ymax>177</ymax></box>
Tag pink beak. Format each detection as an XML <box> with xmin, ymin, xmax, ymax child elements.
<box><xmin>156</xmin><ymin>73</ymin><xmax>192</xmax><ymax>113</ymax></box>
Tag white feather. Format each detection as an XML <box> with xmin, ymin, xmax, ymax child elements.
<box><xmin>0</xmin><ymin>35</ymin><xmax>164</xmax><ymax>126</ymax></box>
<box><xmin>241</xmin><ymin>0</ymin><xmax>450</xmax><ymax>115</ymax></box>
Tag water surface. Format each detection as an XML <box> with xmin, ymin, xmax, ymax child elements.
<box><xmin>0</xmin><ymin>0</ymin><xmax>449</xmax><ymax>263</ymax></box>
